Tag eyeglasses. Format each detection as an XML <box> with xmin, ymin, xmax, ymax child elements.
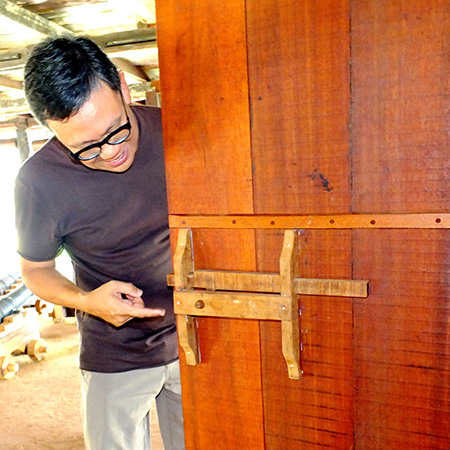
<box><xmin>71</xmin><ymin>105</ymin><xmax>132</xmax><ymax>161</ymax></box>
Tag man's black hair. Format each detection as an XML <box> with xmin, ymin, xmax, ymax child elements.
<box><xmin>24</xmin><ymin>36</ymin><xmax>122</xmax><ymax>126</ymax></box>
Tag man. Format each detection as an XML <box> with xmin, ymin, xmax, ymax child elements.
<box><xmin>15</xmin><ymin>36</ymin><xmax>185</xmax><ymax>450</ymax></box>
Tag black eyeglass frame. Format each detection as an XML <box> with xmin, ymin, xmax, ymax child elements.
<box><xmin>70</xmin><ymin>105</ymin><xmax>132</xmax><ymax>161</ymax></box>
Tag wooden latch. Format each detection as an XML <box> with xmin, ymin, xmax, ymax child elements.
<box><xmin>170</xmin><ymin>228</ymin><xmax>368</xmax><ymax>380</ymax></box>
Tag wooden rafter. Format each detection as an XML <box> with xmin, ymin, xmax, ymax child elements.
<box><xmin>0</xmin><ymin>75</ymin><xmax>22</xmax><ymax>91</ymax></box>
<box><xmin>0</xmin><ymin>0</ymin><xmax>73</xmax><ymax>37</ymax></box>
<box><xmin>0</xmin><ymin>2</ymin><xmax>159</xmax><ymax>123</ymax></box>
<box><xmin>111</xmin><ymin>58</ymin><xmax>149</xmax><ymax>82</ymax></box>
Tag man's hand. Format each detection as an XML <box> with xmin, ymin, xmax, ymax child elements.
<box><xmin>19</xmin><ymin>258</ymin><xmax>164</xmax><ymax>327</ymax></box>
<box><xmin>80</xmin><ymin>280</ymin><xmax>165</xmax><ymax>327</ymax></box>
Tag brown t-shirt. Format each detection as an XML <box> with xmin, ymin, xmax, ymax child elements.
<box><xmin>15</xmin><ymin>106</ymin><xmax>178</xmax><ymax>372</ymax></box>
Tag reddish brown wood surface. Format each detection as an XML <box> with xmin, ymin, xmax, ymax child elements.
<box><xmin>155</xmin><ymin>0</ymin><xmax>253</xmax><ymax>215</ymax></box>
<box><xmin>352</xmin><ymin>0</ymin><xmax>450</xmax><ymax>214</ymax></box>
<box><xmin>247</xmin><ymin>0</ymin><xmax>351</xmax><ymax>216</ymax></box>
<box><xmin>353</xmin><ymin>229</ymin><xmax>450</xmax><ymax>449</ymax></box>
<box><xmin>256</xmin><ymin>230</ymin><xmax>354</xmax><ymax>449</ymax></box>
<box><xmin>157</xmin><ymin>0</ymin><xmax>450</xmax><ymax>449</ymax></box>
<box><xmin>247</xmin><ymin>0</ymin><xmax>354</xmax><ymax>448</ymax></box>
<box><xmin>363</xmin><ymin>244</ymin><xmax>450</xmax><ymax>448</ymax></box>
<box><xmin>352</xmin><ymin>1</ymin><xmax>450</xmax><ymax>448</ymax></box>
<box><xmin>169</xmin><ymin>213</ymin><xmax>450</xmax><ymax>229</ymax></box>
<box><xmin>156</xmin><ymin>1</ymin><xmax>264</xmax><ymax>448</ymax></box>
<box><xmin>181</xmin><ymin>230</ymin><xmax>264</xmax><ymax>450</ymax></box>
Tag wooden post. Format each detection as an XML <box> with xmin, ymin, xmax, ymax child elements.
<box><xmin>15</xmin><ymin>122</ymin><xmax>31</xmax><ymax>163</ymax></box>
<box><xmin>173</xmin><ymin>229</ymin><xmax>199</xmax><ymax>365</ymax></box>
<box><xmin>280</xmin><ymin>230</ymin><xmax>301</xmax><ymax>379</ymax></box>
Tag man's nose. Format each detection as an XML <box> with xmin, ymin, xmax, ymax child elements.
<box><xmin>99</xmin><ymin>143</ymin><xmax>120</xmax><ymax>160</ymax></box>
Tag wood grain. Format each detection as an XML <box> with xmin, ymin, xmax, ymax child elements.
<box><xmin>246</xmin><ymin>0</ymin><xmax>354</xmax><ymax>446</ymax></box>
<box><xmin>247</xmin><ymin>0</ymin><xmax>351</xmax><ymax>216</ymax></box>
<box><xmin>156</xmin><ymin>0</ymin><xmax>264</xmax><ymax>448</ymax></box>
<box><xmin>158</xmin><ymin>0</ymin><xmax>450</xmax><ymax>448</ymax></box>
<box><xmin>167</xmin><ymin>270</ymin><xmax>368</xmax><ymax>297</ymax></box>
<box><xmin>174</xmin><ymin>290</ymin><xmax>292</xmax><ymax>320</ymax></box>
<box><xmin>170</xmin><ymin>213</ymin><xmax>450</xmax><ymax>229</ymax></box>
<box><xmin>156</xmin><ymin>0</ymin><xmax>253</xmax><ymax>215</ymax></box>
<box><xmin>353</xmin><ymin>229</ymin><xmax>450</xmax><ymax>449</ymax></box>
<box><xmin>352</xmin><ymin>0</ymin><xmax>450</xmax><ymax>447</ymax></box>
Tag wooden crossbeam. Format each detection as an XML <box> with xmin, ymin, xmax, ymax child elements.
<box><xmin>0</xmin><ymin>0</ymin><xmax>73</xmax><ymax>37</ymax></box>
<box><xmin>0</xmin><ymin>75</ymin><xmax>22</xmax><ymax>90</ymax></box>
<box><xmin>175</xmin><ymin>291</ymin><xmax>292</xmax><ymax>320</ymax></box>
<box><xmin>167</xmin><ymin>270</ymin><xmax>368</xmax><ymax>298</ymax></box>
<box><xmin>169</xmin><ymin>213</ymin><xmax>450</xmax><ymax>229</ymax></box>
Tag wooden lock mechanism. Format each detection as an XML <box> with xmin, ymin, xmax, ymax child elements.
<box><xmin>170</xmin><ymin>228</ymin><xmax>369</xmax><ymax>380</ymax></box>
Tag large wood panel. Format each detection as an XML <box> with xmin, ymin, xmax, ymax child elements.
<box><xmin>156</xmin><ymin>0</ymin><xmax>253</xmax><ymax>215</ymax></box>
<box><xmin>256</xmin><ymin>230</ymin><xmax>354</xmax><ymax>449</ymax></box>
<box><xmin>352</xmin><ymin>1</ymin><xmax>450</xmax><ymax>448</ymax></box>
<box><xmin>246</xmin><ymin>0</ymin><xmax>353</xmax><ymax>448</ymax></box>
<box><xmin>353</xmin><ymin>230</ymin><xmax>450</xmax><ymax>449</ymax></box>
<box><xmin>156</xmin><ymin>1</ymin><xmax>264</xmax><ymax>449</ymax></box>
<box><xmin>157</xmin><ymin>0</ymin><xmax>450</xmax><ymax>448</ymax></box>
<box><xmin>247</xmin><ymin>0</ymin><xmax>351</xmax><ymax>215</ymax></box>
<box><xmin>352</xmin><ymin>0</ymin><xmax>450</xmax><ymax>213</ymax></box>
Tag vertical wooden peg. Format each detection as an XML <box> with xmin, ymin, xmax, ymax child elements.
<box><xmin>173</xmin><ymin>228</ymin><xmax>200</xmax><ymax>365</ymax></box>
<box><xmin>280</xmin><ymin>229</ymin><xmax>301</xmax><ymax>379</ymax></box>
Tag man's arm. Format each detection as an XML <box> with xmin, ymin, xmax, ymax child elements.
<box><xmin>20</xmin><ymin>257</ymin><xmax>165</xmax><ymax>327</ymax></box>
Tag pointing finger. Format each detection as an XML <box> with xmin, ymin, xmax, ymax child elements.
<box><xmin>126</xmin><ymin>306</ymin><xmax>166</xmax><ymax>318</ymax></box>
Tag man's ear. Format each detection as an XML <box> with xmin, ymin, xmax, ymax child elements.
<box><xmin>119</xmin><ymin>71</ymin><xmax>131</xmax><ymax>103</ymax></box>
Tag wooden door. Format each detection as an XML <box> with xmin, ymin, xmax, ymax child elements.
<box><xmin>156</xmin><ymin>1</ymin><xmax>450</xmax><ymax>449</ymax></box>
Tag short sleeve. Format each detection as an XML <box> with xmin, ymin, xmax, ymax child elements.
<box><xmin>14</xmin><ymin>175</ymin><xmax>64</xmax><ymax>262</ymax></box>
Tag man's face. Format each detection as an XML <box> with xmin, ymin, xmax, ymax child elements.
<box><xmin>47</xmin><ymin>80</ymin><xmax>139</xmax><ymax>172</ymax></box>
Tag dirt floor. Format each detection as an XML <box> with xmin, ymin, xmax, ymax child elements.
<box><xmin>0</xmin><ymin>313</ymin><xmax>164</xmax><ymax>450</ymax></box>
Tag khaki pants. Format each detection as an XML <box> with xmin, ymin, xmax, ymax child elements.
<box><xmin>81</xmin><ymin>360</ymin><xmax>185</xmax><ymax>450</ymax></box>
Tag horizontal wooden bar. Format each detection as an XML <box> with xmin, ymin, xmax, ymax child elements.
<box><xmin>167</xmin><ymin>270</ymin><xmax>368</xmax><ymax>298</ymax></box>
<box><xmin>296</xmin><ymin>278</ymin><xmax>367</xmax><ymax>298</ymax></box>
<box><xmin>192</xmin><ymin>270</ymin><xmax>280</xmax><ymax>293</ymax></box>
<box><xmin>174</xmin><ymin>290</ymin><xmax>292</xmax><ymax>320</ymax></box>
<box><xmin>169</xmin><ymin>213</ymin><xmax>450</xmax><ymax>229</ymax></box>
